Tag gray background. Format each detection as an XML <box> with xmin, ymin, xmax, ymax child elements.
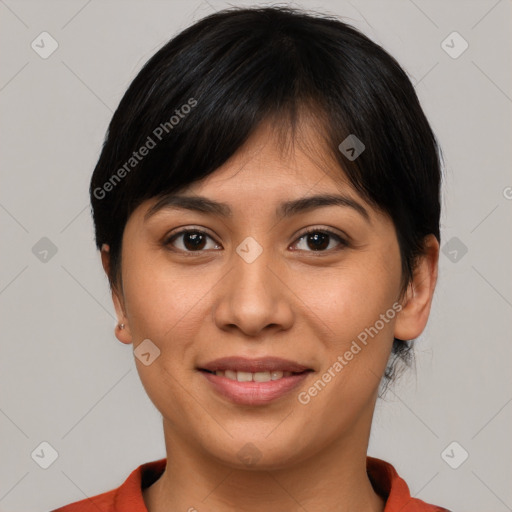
<box><xmin>1</xmin><ymin>0</ymin><xmax>511</xmax><ymax>510</ymax></box>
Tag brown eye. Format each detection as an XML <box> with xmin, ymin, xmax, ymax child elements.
<box><xmin>165</xmin><ymin>230</ymin><xmax>221</xmax><ymax>252</ymax></box>
<box><xmin>292</xmin><ymin>229</ymin><xmax>348</xmax><ymax>252</ymax></box>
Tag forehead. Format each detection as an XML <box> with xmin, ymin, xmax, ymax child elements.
<box><xmin>132</xmin><ymin>116</ymin><xmax>384</xmax><ymax>228</ymax></box>
<box><xmin>184</xmin><ymin>118</ymin><xmax>353</xmax><ymax>196</ymax></box>
<box><xmin>138</xmin><ymin>119</ymin><xmax>379</xmax><ymax>229</ymax></box>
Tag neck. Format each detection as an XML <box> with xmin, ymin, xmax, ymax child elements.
<box><xmin>143</xmin><ymin>414</ymin><xmax>385</xmax><ymax>512</ymax></box>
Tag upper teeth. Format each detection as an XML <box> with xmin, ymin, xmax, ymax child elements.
<box><xmin>214</xmin><ymin>370</ymin><xmax>292</xmax><ymax>382</ymax></box>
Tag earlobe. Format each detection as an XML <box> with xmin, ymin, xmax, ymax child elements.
<box><xmin>114</xmin><ymin>318</ymin><xmax>132</xmax><ymax>345</ymax></box>
<box><xmin>394</xmin><ymin>234</ymin><xmax>439</xmax><ymax>341</ymax></box>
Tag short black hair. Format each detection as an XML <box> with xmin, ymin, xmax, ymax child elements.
<box><xmin>89</xmin><ymin>6</ymin><xmax>443</xmax><ymax>387</ymax></box>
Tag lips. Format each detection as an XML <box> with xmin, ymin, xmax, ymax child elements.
<box><xmin>198</xmin><ymin>356</ymin><xmax>313</xmax><ymax>405</ymax></box>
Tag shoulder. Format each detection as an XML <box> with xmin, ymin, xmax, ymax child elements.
<box><xmin>51</xmin><ymin>458</ymin><xmax>167</xmax><ymax>512</ymax></box>
<box><xmin>366</xmin><ymin>457</ymin><xmax>452</xmax><ymax>512</ymax></box>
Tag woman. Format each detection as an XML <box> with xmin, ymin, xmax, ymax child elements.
<box><xmin>54</xmin><ymin>5</ymin><xmax>450</xmax><ymax>511</ymax></box>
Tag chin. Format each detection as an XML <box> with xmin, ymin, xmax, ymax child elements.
<box><xmin>197</xmin><ymin>429</ymin><xmax>312</xmax><ymax>471</ymax></box>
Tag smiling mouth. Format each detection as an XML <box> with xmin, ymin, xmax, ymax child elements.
<box><xmin>197</xmin><ymin>356</ymin><xmax>314</xmax><ymax>404</ymax></box>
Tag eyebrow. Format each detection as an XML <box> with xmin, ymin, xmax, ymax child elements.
<box><xmin>144</xmin><ymin>193</ymin><xmax>370</xmax><ymax>223</ymax></box>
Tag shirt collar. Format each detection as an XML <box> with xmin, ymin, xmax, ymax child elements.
<box><xmin>113</xmin><ymin>456</ymin><xmax>446</xmax><ymax>511</ymax></box>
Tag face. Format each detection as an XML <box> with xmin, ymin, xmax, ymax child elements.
<box><xmin>104</xmin><ymin>121</ymin><xmax>438</xmax><ymax>469</ymax></box>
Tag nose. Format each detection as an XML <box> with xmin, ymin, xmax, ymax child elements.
<box><xmin>212</xmin><ymin>247</ymin><xmax>295</xmax><ymax>338</ymax></box>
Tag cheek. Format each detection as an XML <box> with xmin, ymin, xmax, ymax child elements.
<box><xmin>292</xmin><ymin>264</ymin><xmax>399</xmax><ymax>434</ymax></box>
<box><xmin>290</xmin><ymin>246</ymin><xmax>402</xmax><ymax>409</ymax></box>
<box><xmin>120</xmin><ymin>249</ymin><xmax>212</xmax><ymax>354</ymax></box>
<box><xmin>119</xmin><ymin>250</ymin><xmax>214</xmax><ymax>421</ymax></box>
<box><xmin>293</xmin><ymin>258</ymin><xmax>400</xmax><ymax>344</ymax></box>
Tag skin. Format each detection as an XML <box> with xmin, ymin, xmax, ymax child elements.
<box><xmin>101</xmin><ymin>120</ymin><xmax>439</xmax><ymax>512</ymax></box>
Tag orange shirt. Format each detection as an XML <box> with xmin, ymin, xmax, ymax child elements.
<box><xmin>52</xmin><ymin>456</ymin><xmax>450</xmax><ymax>511</ymax></box>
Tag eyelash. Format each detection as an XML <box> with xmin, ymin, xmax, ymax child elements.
<box><xmin>163</xmin><ymin>227</ymin><xmax>349</xmax><ymax>254</ymax></box>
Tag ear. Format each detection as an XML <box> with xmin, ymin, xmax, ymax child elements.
<box><xmin>394</xmin><ymin>234</ymin><xmax>439</xmax><ymax>341</ymax></box>
<box><xmin>101</xmin><ymin>244</ymin><xmax>133</xmax><ymax>345</ymax></box>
